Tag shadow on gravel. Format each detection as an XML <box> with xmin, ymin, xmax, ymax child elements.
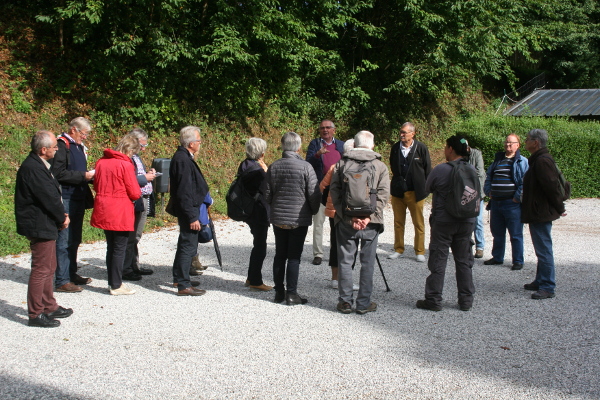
<box><xmin>0</xmin><ymin>373</ymin><xmax>89</xmax><ymax>400</ymax></box>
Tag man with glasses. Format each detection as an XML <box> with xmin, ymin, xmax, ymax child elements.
<box><xmin>388</xmin><ymin>122</ymin><xmax>431</xmax><ymax>262</ymax></box>
<box><xmin>483</xmin><ymin>134</ymin><xmax>529</xmax><ymax>270</ymax></box>
<box><xmin>50</xmin><ymin>117</ymin><xmax>95</xmax><ymax>293</ymax></box>
<box><xmin>306</xmin><ymin>120</ymin><xmax>344</xmax><ymax>267</ymax></box>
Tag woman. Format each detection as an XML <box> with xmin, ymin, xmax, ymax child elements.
<box><xmin>238</xmin><ymin>137</ymin><xmax>272</xmax><ymax>291</ymax></box>
<box><xmin>319</xmin><ymin>139</ymin><xmax>357</xmax><ymax>290</ymax></box>
<box><xmin>91</xmin><ymin>135</ymin><xmax>141</xmax><ymax>295</ymax></box>
<box><xmin>416</xmin><ymin>135</ymin><xmax>476</xmax><ymax>311</ymax></box>
<box><xmin>265</xmin><ymin>132</ymin><xmax>321</xmax><ymax>305</ymax></box>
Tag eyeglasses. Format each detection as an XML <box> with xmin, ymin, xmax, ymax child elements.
<box><xmin>400</xmin><ymin>130</ymin><xmax>414</xmax><ymax>134</ymax></box>
<box><xmin>319</xmin><ymin>126</ymin><xmax>334</xmax><ymax>130</ymax></box>
<box><xmin>504</xmin><ymin>142</ymin><xmax>519</xmax><ymax>145</ymax></box>
<box><xmin>140</xmin><ymin>144</ymin><xmax>148</xmax><ymax>148</ymax></box>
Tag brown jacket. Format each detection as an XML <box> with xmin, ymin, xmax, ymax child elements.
<box><xmin>521</xmin><ymin>148</ymin><xmax>565</xmax><ymax>223</ymax></box>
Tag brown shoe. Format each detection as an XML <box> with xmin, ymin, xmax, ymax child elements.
<box><xmin>249</xmin><ymin>284</ymin><xmax>273</xmax><ymax>291</ymax></box>
<box><xmin>177</xmin><ymin>287</ymin><xmax>206</xmax><ymax>296</ymax></box>
<box><xmin>474</xmin><ymin>249</ymin><xmax>484</xmax><ymax>259</ymax></box>
<box><xmin>173</xmin><ymin>281</ymin><xmax>200</xmax><ymax>287</ymax></box>
<box><xmin>56</xmin><ymin>282</ymin><xmax>83</xmax><ymax>293</ymax></box>
<box><xmin>72</xmin><ymin>274</ymin><xmax>92</xmax><ymax>285</ymax></box>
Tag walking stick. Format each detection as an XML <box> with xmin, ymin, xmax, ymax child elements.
<box><xmin>350</xmin><ymin>241</ymin><xmax>391</xmax><ymax>292</ymax></box>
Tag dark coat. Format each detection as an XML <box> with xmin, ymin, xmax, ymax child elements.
<box><xmin>306</xmin><ymin>138</ymin><xmax>345</xmax><ymax>182</ymax></box>
<box><xmin>521</xmin><ymin>148</ymin><xmax>565</xmax><ymax>224</ymax></box>
<box><xmin>238</xmin><ymin>159</ymin><xmax>270</xmax><ymax>226</ymax></box>
<box><xmin>15</xmin><ymin>152</ymin><xmax>66</xmax><ymax>240</ymax></box>
<box><xmin>167</xmin><ymin>146</ymin><xmax>209</xmax><ymax>225</ymax></box>
<box><xmin>389</xmin><ymin>139</ymin><xmax>431</xmax><ymax>201</ymax></box>
<box><xmin>49</xmin><ymin>136</ymin><xmax>93</xmax><ymax>202</ymax></box>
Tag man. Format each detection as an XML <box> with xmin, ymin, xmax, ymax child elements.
<box><xmin>388</xmin><ymin>122</ymin><xmax>431</xmax><ymax>262</ymax></box>
<box><xmin>167</xmin><ymin>126</ymin><xmax>209</xmax><ymax>296</ymax></box>
<box><xmin>50</xmin><ymin>117</ymin><xmax>95</xmax><ymax>292</ymax></box>
<box><xmin>306</xmin><ymin>119</ymin><xmax>344</xmax><ymax>265</ymax></box>
<box><xmin>122</xmin><ymin>129</ymin><xmax>156</xmax><ymax>281</ymax></box>
<box><xmin>416</xmin><ymin>135</ymin><xmax>477</xmax><ymax>312</ymax></box>
<box><xmin>15</xmin><ymin>130</ymin><xmax>73</xmax><ymax>327</ymax></box>
<box><xmin>266</xmin><ymin>132</ymin><xmax>321</xmax><ymax>305</ymax></box>
<box><xmin>331</xmin><ymin>131</ymin><xmax>390</xmax><ymax>314</ymax></box>
<box><xmin>521</xmin><ymin>129</ymin><xmax>565</xmax><ymax>299</ymax></box>
<box><xmin>468</xmin><ymin>147</ymin><xmax>486</xmax><ymax>258</ymax></box>
<box><xmin>483</xmin><ymin>134</ymin><xmax>528</xmax><ymax>270</ymax></box>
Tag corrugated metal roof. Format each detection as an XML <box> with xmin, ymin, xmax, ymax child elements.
<box><xmin>503</xmin><ymin>89</ymin><xmax>600</xmax><ymax>117</ymax></box>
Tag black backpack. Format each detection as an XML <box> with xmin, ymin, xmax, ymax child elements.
<box><xmin>226</xmin><ymin>165</ymin><xmax>261</xmax><ymax>222</ymax></box>
<box><xmin>445</xmin><ymin>159</ymin><xmax>481</xmax><ymax>219</ymax></box>
<box><xmin>339</xmin><ymin>158</ymin><xmax>378</xmax><ymax>217</ymax></box>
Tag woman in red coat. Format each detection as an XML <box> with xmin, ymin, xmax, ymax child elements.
<box><xmin>91</xmin><ymin>135</ymin><xmax>141</xmax><ymax>295</ymax></box>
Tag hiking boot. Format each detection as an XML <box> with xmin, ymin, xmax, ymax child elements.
<box><xmin>474</xmin><ymin>249</ymin><xmax>484</xmax><ymax>258</ymax></box>
<box><xmin>337</xmin><ymin>301</ymin><xmax>352</xmax><ymax>314</ymax></box>
<box><xmin>416</xmin><ymin>299</ymin><xmax>442</xmax><ymax>311</ymax></box>
<box><xmin>531</xmin><ymin>290</ymin><xmax>555</xmax><ymax>300</ymax></box>
<box><xmin>356</xmin><ymin>302</ymin><xmax>377</xmax><ymax>315</ymax></box>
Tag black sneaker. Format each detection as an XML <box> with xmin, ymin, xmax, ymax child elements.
<box><xmin>337</xmin><ymin>301</ymin><xmax>352</xmax><ymax>314</ymax></box>
<box><xmin>511</xmin><ymin>263</ymin><xmax>524</xmax><ymax>270</ymax></box>
<box><xmin>356</xmin><ymin>302</ymin><xmax>377</xmax><ymax>315</ymax></box>
<box><xmin>532</xmin><ymin>290</ymin><xmax>555</xmax><ymax>300</ymax></box>
<box><xmin>483</xmin><ymin>258</ymin><xmax>503</xmax><ymax>265</ymax></box>
<box><xmin>416</xmin><ymin>299</ymin><xmax>442</xmax><ymax>311</ymax></box>
<box><xmin>47</xmin><ymin>306</ymin><xmax>73</xmax><ymax>319</ymax></box>
<box><xmin>28</xmin><ymin>314</ymin><xmax>60</xmax><ymax>328</ymax></box>
<box><xmin>523</xmin><ymin>282</ymin><xmax>539</xmax><ymax>291</ymax></box>
<box><xmin>122</xmin><ymin>272</ymin><xmax>142</xmax><ymax>281</ymax></box>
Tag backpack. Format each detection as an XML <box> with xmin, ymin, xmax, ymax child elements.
<box><xmin>226</xmin><ymin>165</ymin><xmax>261</xmax><ymax>222</ymax></box>
<box><xmin>339</xmin><ymin>158</ymin><xmax>378</xmax><ymax>217</ymax></box>
<box><xmin>57</xmin><ymin>135</ymin><xmax>70</xmax><ymax>149</ymax></box>
<box><xmin>541</xmin><ymin>156</ymin><xmax>571</xmax><ymax>201</ymax></box>
<box><xmin>445</xmin><ymin>159</ymin><xmax>481</xmax><ymax>219</ymax></box>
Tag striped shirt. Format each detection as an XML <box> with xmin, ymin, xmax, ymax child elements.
<box><xmin>490</xmin><ymin>157</ymin><xmax>516</xmax><ymax>199</ymax></box>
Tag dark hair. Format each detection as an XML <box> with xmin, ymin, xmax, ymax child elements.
<box><xmin>446</xmin><ymin>135</ymin><xmax>471</xmax><ymax>157</ymax></box>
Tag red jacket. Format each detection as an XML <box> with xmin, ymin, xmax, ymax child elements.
<box><xmin>91</xmin><ymin>149</ymin><xmax>141</xmax><ymax>231</ymax></box>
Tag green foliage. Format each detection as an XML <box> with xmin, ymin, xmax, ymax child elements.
<box><xmin>451</xmin><ymin>114</ymin><xmax>600</xmax><ymax>198</ymax></box>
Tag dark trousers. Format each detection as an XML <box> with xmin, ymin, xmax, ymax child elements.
<box><xmin>104</xmin><ymin>230</ymin><xmax>130</xmax><ymax>289</ymax></box>
<box><xmin>55</xmin><ymin>197</ymin><xmax>85</xmax><ymax>287</ymax></box>
<box><xmin>28</xmin><ymin>238</ymin><xmax>59</xmax><ymax>319</ymax></box>
<box><xmin>247</xmin><ymin>222</ymin><xmax>269</xmax><ymax>286</ymax></box>
<box><xmin>123</xmin><ymin>198</ymin><xmax>149</xmax><ymax>275</ymax></box>
<box><xmin>328</xmin><ymin>218</ymin><xmax>338</xmax><ymax>268</ymax></box>
<box><xmin>272</xmin><ymin>225</ymin><xmax>308</xmax><ymax>294</ymax></box>
<box><xmin>173</xmin><ymin>221</ymin><xmax>199</xmax><ymax>290</ymax></box>
<box><xmin>425</xmin><ymin>221</ymin><xmax>476</xmax><ymax>307</ymax></box>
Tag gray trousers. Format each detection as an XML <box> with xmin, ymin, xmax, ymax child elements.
<box><xmin>425</xmin><ymin>220</ymin><xmax>475</xmax><ymax>307</ymax></box>
<box><xmin>336</xmin><ymin>221</ymin><xmax>380</xmax><ymax>310</ymax></box>
<box><xmin>123</xmin><ymin>197</ymin><xmax>149</xmax><ymax>274</ymax></box>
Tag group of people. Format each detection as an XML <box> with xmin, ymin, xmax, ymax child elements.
<box><xmin>14</xmin><ymin>118</ymin><xmax>566</xmax><ymax>327</ymax></box>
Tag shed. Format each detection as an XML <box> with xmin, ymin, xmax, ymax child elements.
<box><xmin>503</xmin><ymin>89</ymin><xmax>600</xmax><ymax>118</ymax></box>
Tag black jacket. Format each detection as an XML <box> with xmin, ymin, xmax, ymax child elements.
<box><xmin>238</xmin><ymin>159</ymin><xmax>270</xmax><ymax>226</ymax></box>
<box><xmin>389</xmin><ymin>140</ymin><xmax>431</xmax><ymax>201</ymax></box>
<box><xmin>167</xmin><ymin>146</ymin><xmax>209</xmax><ymax>225</ymax></box>
<box><xmin>15</xmin><ymin>152</ymin><xmax>66</xmax><ymax>240</ymax></box>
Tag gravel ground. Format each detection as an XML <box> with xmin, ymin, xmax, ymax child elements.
<box><xmin>1</xmin><ymin>198</ymin><xmax>599</xmax><ymax>400</ymax></box>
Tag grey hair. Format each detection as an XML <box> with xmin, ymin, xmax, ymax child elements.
<box><xmin>128</xmin><ymin>128</ymin><xmax>148</xmax><ymax>140</ymax></box>
<box><xmin>321</xmin><ymin>119</ymin><xmax>335</xmax><ymax>129</ymax></box>
<box><xmin>527</xmin><ymin>129</ymin><xmax>548</xmax><ymax>148</ymax></box>
<box><xmin>31</xmin><ymin>130</ymin><xmax>54</xmax><ymax>154</ymax></box>
<box><xmin>115</xmin><ymin>134</ymin><xmax>141</xmax><ymax>156</ymax></box>
<box><xmin>281</xmin><ymin>131</ymin><xmax>302</xmax><ymax>152</ymax></box>
<box><xmin>343</xmin><ymin>139</ymin><xmax>355</xmax><ymax>153</ymax></box>
<box><xmin>354</xmin><ymin>130</ymin><xmax>374</xmax><ymax>149</ymax></box>
<box><xmin>180</xmin><ymin>125</ymin><xmax>201</xmax><ymax>147</ymax></box>
<box><xmin>69</xmin><ymin>117</ymin><xmax>91</xmax><ymax>133</ymax></box>
<box><xmin>401</xmin><ymin>121</ymin><xmax>415</xmax><ymax>132</ymax></box>
<box><xmin>245</xmin><ymin>137</ymin><xmax>267</xmax><ymax>160</ymax></box>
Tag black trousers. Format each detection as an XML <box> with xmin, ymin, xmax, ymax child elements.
<box><xmin>247</xmin><ymin>222</ymin><xmax>269</xmax><ymax>286</ymax></box>
<box><xmin>104</xmin><ymin>230</ymin><xmax>130</xmax><ymax>289</ymax></box>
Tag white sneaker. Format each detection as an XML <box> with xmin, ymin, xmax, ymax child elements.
<box><xmin>416</xmin><ymin>255</ymin><xmax>426</xmax><ymax>262</ymax></box>
<box><xmin>331</xmin><ymin>280</ymin><xmax>338</xmax><ymax>289</ymax></box>
<box><xmin>110</xmin><ymin>284</ymin><xmax>136</xmax><ymax>295</ymax></box>
<box><xmin>353</xmin><ymin>284</ymin><xmax>359</xmax><ymax>291</ymax></box>
<box><xmin>387</xmin><ymin>252</ymin><xmax>403</xmax><ymax>260</ymax></box>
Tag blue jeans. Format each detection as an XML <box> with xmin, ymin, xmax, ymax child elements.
<box><xmin>272</xmin><ymin>225</ymin><xmax>308</xmax><ymax>294</ymax></box>
<box><xmin>55</xmin><ymin>197</ymin><xmax>86</xmax><ymax>287</ymax></box>
<box><xmin>474</xmin><ymin>200</ymin><xmax>485</xmax><ymax>250</ymax></box>
<box><xmin>529</xmin><ymin>222</ymin><xmax>555</xmax><ymax>293</ymax></box>
<box><xmin>490</xmin><ymin>199</ymin><xmax>524</xmax><ymax>264</ymax></box>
